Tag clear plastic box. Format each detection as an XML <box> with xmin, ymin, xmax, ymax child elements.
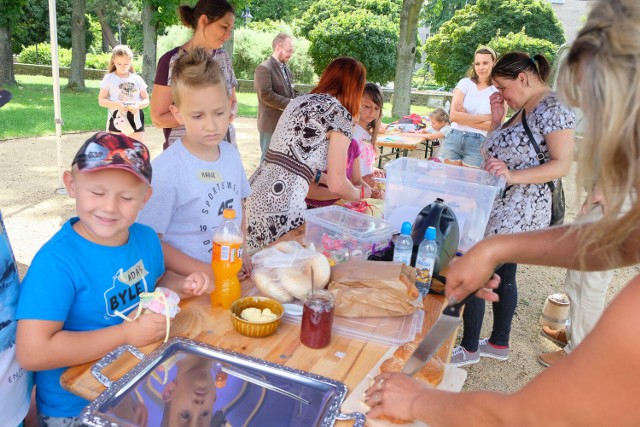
<box><xmin>283</xmin><ymin>306</ymin><xmax>424</xmax><ymax>346</ymax></box>
<box><xmin>384</xmin><ymin>158</ymin><xmax>505</xmax><ymax>252</ymax></box>
<box><xmin>304</xmin><ymin>206</ymin><xmax>395</xmax><ymax>264</ymax></box>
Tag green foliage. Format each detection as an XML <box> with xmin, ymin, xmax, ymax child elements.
<box><xmin>424</xmin><ymin>0</ymin><xmax>565</xmax><ymax>87</ymax></box>
<box><xmin>232</xmin><ymin>26</ymin><xmax>315</xmax><ymax>84</ymax></box>
<box><xmin>297</xmin><ymin>0</ymin><xmax>400</xmax><ymax>37</ymax></box>
<box><xmin>248</xmin><ymin>0</ymin><xmax>315</xmax><ymax>22</ymax></box>
<box><xmin>11</xmin><ymin>0</ymin><xmax>73</xmax><ymax>53</ymax></box>
<box><xmin>18</xmin><ymin>44</ymin><xmax>73</xmax><ymax>67</ymax></box>
<box><xmin>0</xmin><ymin>0</ymin><xmax>26</xmax><ymax>28</ymax></box>
<box><xmin>84</xmin><ymin>52</ymin><xmax>112</xmax><ymax>70</ymax></box>
<box><xmin>488</xmin><ymin>29</ymin><xmax>558</xmax><ymax>65</ymax></box>
<box><xmin>421</xmin><ymin>0</ymin><xmax>475</xmax><ymax>34</ymax></box>
<box><xmin>307</xmin><ymin>9</ymin><xmax>398</xmax><ymax>84</ymax></box>
<box><xmin>156</xmin><ymin>25</ymin><xmax>192</xmax><ymax>58</ymax></box>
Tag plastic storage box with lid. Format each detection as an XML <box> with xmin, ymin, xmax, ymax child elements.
<box><xmin>384</xmin><ymin>157</ymin><xmax>505</xmax><ymax>252</ymax></box>
<box><xmin>304</xmin><ymin>205</ymin><xmax>395</xmax><ymax>264</ymax></box>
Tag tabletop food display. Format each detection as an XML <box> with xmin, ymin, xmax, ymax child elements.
<box><xmin>62</xmin><ymin>158</ymin><xmax>505</xmax><ymax>426</ymax></box>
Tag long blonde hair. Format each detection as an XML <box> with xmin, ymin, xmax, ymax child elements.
<box><xmin>557</xmin><ymin>0</ymin><xmax>640</xmax><ymax>267</ymax></box>
<box><xmin>107</xmin><ymin>45</ymin><xmax>135</xmax><ymax>74</ymax></box>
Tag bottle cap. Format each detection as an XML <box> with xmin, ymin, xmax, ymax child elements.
<box><xmin>222</xmin><ymin>208</ymin><xmax>236</xmax><ymax>220</ymax></box>
<box><xmin>425</xmin><ymin>226</ymin><xmax>436</xmax><ymax>240</ymax></box>
<box><xmin>400</xmin><ymin>221</ymin><xmax>412</xmax><ymax>235</ymax></box>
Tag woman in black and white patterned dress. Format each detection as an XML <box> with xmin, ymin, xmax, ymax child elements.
<box><xmin>451</xmin><ymin>52</ymin><xmax>577</xmax><ymax>366</ymax></box>
<box><xmin>245</xmin><ymin>57</ymin><xmax>370</xmax><ymax>253</ymax></box>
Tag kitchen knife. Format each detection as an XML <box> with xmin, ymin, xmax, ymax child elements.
<box><xmin>402</xmin><ymin>292</ymin><xmax>472</xmax><ymax>375</ymax></box>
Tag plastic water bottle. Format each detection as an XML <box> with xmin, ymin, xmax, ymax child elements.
<box><xmin>211</xmin><ymin>208</ymin><xmax>243</xmax><ymax>309</ymax></box>
<box><xmin>392</xmin><ymin>222</ymin><xmax>414</xmax><ymax>265</ymax></box>
<box><xmin>415</xmin><ymin>226</ymin><xmax>438</xmax><ymax>296</ymax></box>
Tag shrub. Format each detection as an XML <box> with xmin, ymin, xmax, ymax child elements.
<box><xmin>84</xmin><ymin>52</ymin><xmax>111</xmax><ymax>70</ymax></box>
<box><xmin>233</xmin><ymin>26</ymin><xmax>316</xmax><ymax>84</ymax></box>
<box><xmin>18</xmin><ymin>44</ymin><xmax>73</xmax><ymax>67</ymax></box>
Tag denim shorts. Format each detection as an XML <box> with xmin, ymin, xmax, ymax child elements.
<box><xmin>440</xmin><ymin>129</ymin><xmax>485</xmax><ymax>168</ymax></box>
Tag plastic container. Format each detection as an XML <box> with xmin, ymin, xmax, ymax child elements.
<box><xmin>392</xmin><ymin>221</ymin><xmax>414</xmax><ymax>265</ymax></box>
<box><xmin>211</xmin><ymin>208</ymin><xmax>243</xmax><ymax>309</ymax></box>
<box><xmin>300</xmin><ymin>289</ymin><xmax>335</xmax><ymax>349</ymax></box>
<box><xmin>304</xmin><ymin>206</ymin><xmax>395</xmax><ymax>264</ymax></box>
<box><xmin>415</xmin><ymin>226</ymin><xmax>438</xmax><ymax>296</ymax></box>
<box><xmin>384</xmin><ymin>157</ymin><xmax>505</xmax><ymax>251</ymax></box>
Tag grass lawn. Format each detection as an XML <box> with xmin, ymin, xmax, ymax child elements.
<box><xmin>0</xmin><ymin>74</ymin><xmax>431</xmax><ymax>140</ymax></box>
<box><xmin>0</xmin><ymin>75</ymin><xmax>259</xmax><ymax>141</ymax></box>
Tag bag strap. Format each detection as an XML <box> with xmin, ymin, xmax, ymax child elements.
<box><xmin>521</xmin><ymin>110</ymin><xmax>556</xmax><ymax>192</ymax></box>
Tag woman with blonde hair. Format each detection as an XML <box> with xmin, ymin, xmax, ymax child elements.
<box><xmin>245</xmin><ymin>57</ymin><xmax>371</xmax><ymax>253</ymax></box>
<box><xmin>364</xmin><ymin>0</ymin><xmax>640</xmax><ymax>424</ymax></box>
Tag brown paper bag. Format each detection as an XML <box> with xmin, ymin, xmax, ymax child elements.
<box><xmin>328</xmin><ymin>260</ymin><xmax>422</xmax><ymax>317</ymax></box>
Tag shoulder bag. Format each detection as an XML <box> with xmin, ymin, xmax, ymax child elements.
<box><xmin>521</xmin><ymin>110</ymin><xmax>566</xmax><ymax>226</ymax></box>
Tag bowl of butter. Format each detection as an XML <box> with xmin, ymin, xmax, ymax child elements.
<box><xmin>230</xmin><ymin>296</ymin><xmax>284</xmax><ymax>338</ymax></box>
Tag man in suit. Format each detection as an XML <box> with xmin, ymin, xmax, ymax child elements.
<box><xmin>254</xmin><ymin>33</ymin><xmax>296</xmax><ymax>162</ymax></box>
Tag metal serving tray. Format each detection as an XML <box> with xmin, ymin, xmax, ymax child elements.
<box><xmin>81</xmin><ymin>337</ymin><xmax>364</xmax><ymax>427</ymax></box>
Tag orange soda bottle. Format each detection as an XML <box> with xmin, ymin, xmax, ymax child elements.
<box><xmin>210</xmin><ymin>208</ymin><xmax>243</xmax><ymax>308</ymax></box>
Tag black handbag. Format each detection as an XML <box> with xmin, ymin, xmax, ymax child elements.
<box><xmin>521</xmin><ymin>110</ymin><xmax>566</xmax><ymax>226</ymax></box>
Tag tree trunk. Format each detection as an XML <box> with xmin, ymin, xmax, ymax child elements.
<box><xmin>141</xmin><ymin>2</ymin><xmax>158</xmax><ymax>91</ymax></box>
<box><xmin>96</xmin><ymin>6</ymin><xmax>118</xmax><ymax>50</ymax></box>
<box><xmin>67</xmin><ymin>0</ymin><xmax>86</xmax><ymax>90</ymax></box>
<box><xmin>392</xmin><ymin>0</ymin><xmax>424</xmax><ymax>117</ymax></box>
<box><xmin>0</xmin><ymin>25</ymin><xmax>16</xmax><ymax>86</ymax></box>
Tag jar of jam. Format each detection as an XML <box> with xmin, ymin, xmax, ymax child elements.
<box><xmin>300</xmin><ymin>289</ymin><xmax>335</xmax><ymax>349</ymax></box>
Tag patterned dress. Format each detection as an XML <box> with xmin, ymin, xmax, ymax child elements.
<box><xmin>245</xmin><ymin>93</ymin><xmax>353</xmax><ymax>253</ymax></box>
<box><xmin>482</xmin><ymin>92</ymin><xmax>576</xmax><ymax>236</ymax></box>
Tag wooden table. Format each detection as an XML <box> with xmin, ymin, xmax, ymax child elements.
<box><xmin>61</xmin><ymin>229</ymin><xmax>458</xmax><ymax>425</ymax></box>
<box><xmin>377</xmin><ymin>133</ymin><xmax>434</xmax><ymax>167</ymax></box>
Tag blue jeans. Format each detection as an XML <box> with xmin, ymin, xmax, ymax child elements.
<box><xmin>440</xmin><ymin>129</ymin><xmax>485</xmax><ymax>167</ymax></box>
<box><xmin>259</xmin><ymin>132</ymin><xmax>272</xmax><ymax>162</ymax></box>
<box><xmin>460</xmin><ymin>263</ymin><xmax>518</xmax><ymax>351</ymax></box>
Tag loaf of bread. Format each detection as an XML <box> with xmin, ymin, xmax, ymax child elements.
<box><xmin>399</xmin><ymin>264</ymin><xmax>419</xmax><ymax>299</ymax></box>
<box><xmin>412</xmin><ymin>356</ymin><xmax>445</xmax><ymax>386</ymax></box>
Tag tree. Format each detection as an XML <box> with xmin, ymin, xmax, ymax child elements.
<box><xmin>424</xmin><ymin>0</ymin><xmax>565</xmax><ymax>88</ymax></box>
<box><xmin>298</xmin><ymin>0</ymin><xmax>401</xmax><ymax>36</ymax></box>
<box><xmin>67</xmin><ymin>0</ymin><xmax>87</xmax><ymax>89</ymax></box>
<box><xmin>11</xmin><ymin>0</ymin><xmax>74</xmax><ymax>53</ymax></box>
<box><xmin>421</xmin><ymin>0</ymin><xmax>474</xmax><ymax>34</ymax></box>
<box><xmin>249</xmin><ymin>0</ymin><xmax>314</xmax><ymax>22</ymax></box>
<box><xmin>308</xmin><ymin>9</ymin><xmax>399</xmax><ymax>84</ymax></box>
<box><xmin>0</xmin><ymin>0</ymin><xmax>26</xmax><ymax>86</ymax></box>
<box><xmin>392</xmin><ymin>0</ymin><xmax>424</xmax><ymax>117</ymax></box>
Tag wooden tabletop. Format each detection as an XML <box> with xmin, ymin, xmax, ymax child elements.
<box><xmin>61</xmin><ymin>228</ymin><xmax>458</xmax><ymax>425</ymax></box>
<box><xmin>377</xmin><ymin>133</ymin><xmax>428</xmax><ymax>150</ymax></box>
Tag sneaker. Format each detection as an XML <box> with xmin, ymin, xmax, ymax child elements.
<box><xmin>449</xmin><ymin>345</ymin><xmax>480</xmax><ymax>367</ymax></box>
<box><xmin>478</xmin><ymin>338</ymin><xmax>510</xmax><ymax>361</ymax></box>
<box><xmin>538</xmin><ymin>349</ymin><xmax>567</xmax><ymax>367</ymax></box>
<box><xmin>541</xmin><ymin>326</ymin><xmax>568</xmax><ymax>347</ymax></box>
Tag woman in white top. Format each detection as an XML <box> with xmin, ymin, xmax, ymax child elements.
<box><xmin>440</xmin><ymin>46</ymin><xmax>499</xmax><ymax>168</ymax></box>
<box><xmin>98</xmin><ymin>45</ymin><xmax>149</xmax><ymax>143</ymax></box>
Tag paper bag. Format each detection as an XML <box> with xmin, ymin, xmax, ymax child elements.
<box><xmin>328</xmin><ymin>260</ymin><xmax>422</xmax><ymax>317</ymax></box>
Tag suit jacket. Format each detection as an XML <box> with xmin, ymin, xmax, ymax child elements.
<box><xmin>254</xmin><ymin>56</ymin><xmax>296</xmax><ymax>133</ymax></box>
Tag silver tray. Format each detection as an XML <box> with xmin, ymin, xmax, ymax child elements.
<box><xmin>81</xmin><ymin>337</ymin><xmax>365</xmax><ymax>427</ymax></box>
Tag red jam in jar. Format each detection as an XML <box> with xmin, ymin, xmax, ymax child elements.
<box><xmin>300</xmin><ymin>289</ymin><xmax>335</xmax><ymax>349</ymax></box>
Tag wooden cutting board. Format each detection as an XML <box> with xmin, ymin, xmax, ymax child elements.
<box><xmin>341</xmin><ymin>345</ymin><xmax>467</xmax><ymax>427</ymax></box>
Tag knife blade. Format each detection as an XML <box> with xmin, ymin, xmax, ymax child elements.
<box><xmin>402</xmin><ymin>293</ymin><xmax>472</xmax><ymax>375</ymax></box>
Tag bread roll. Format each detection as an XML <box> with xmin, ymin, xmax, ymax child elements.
<box><xmin>279</xmin><ymin>267</ymin><xmax>312</xmax><ymax>301</ymax></box>
<box><xmin>379</xmin><ymin>357</ymin><xmax>404</xmax><ymax>373</ymax></box>
<box><xmin>412</xmin><ymin>356</ymin><xmax>445</xmax><ymax>387</ymax></box>
<box><xmin>253</xmin><ymin>268</ymin><xmax>293</xmax><ymax>303</ymax></box>
<box><xmin>393</xmin><ymin>341</ymin><xmax>418</xmax><ymax>362</ymax></box>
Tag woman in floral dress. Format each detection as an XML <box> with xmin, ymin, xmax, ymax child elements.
<box><xmin>245</xmin><ymin>57</ymin><xmax>369</xmax><ymax>253</ymax></box>
<box><xmin>451</xmin><ymin>52</ymin><xmax>577</xmax><ymax>366</ymax></box>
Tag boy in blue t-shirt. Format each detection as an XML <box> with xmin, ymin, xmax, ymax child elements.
<box><xmin>16</xmin><ymin>132</ymin><xmax>213</xmax><ymax>425</ymax></box>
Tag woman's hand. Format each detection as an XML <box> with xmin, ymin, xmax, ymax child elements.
<box><xmin>365</xmin><ymin>373</ymin><xmax>431</xmax><ymax>422</ymax></box>
<box><xmin>444</xmin><ymin>241</ymin><xmax>501</xmax><ymax>304</ymax></box>
<box><xmin>238</xmin><ymin>249</ymin><xmax>253</xmax><ymax>281</ymax></box>
<box><xmin>484</xmin><ymin>157</ymin><xmax>514</xmax><ymax>184</ymax></box>
<box><xmin>489</xmin><ymin>92</ymin><xmax>506</xmax><ymax>128</ymax></box>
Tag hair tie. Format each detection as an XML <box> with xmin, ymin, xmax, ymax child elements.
<box><xmin>530</xmin><ymin>57</ymin><xmax>536</xmax><ymax>65</ymax></box>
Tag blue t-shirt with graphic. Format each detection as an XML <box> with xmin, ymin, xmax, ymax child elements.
<box><xmin>16</xmin><ymin>218</ymin><xmax>164</xmax><ymax>417</ymax></box>
<box><xmin>0</xmin><ymin>211</ymin><xmax>32</xmax><ymax>426</ymax></box>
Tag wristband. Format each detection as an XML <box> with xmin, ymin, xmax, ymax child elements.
<box><xmin>314</xmin><ymin>169</ymin><xmax>322</xmax><ymax>184</ymax></box>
